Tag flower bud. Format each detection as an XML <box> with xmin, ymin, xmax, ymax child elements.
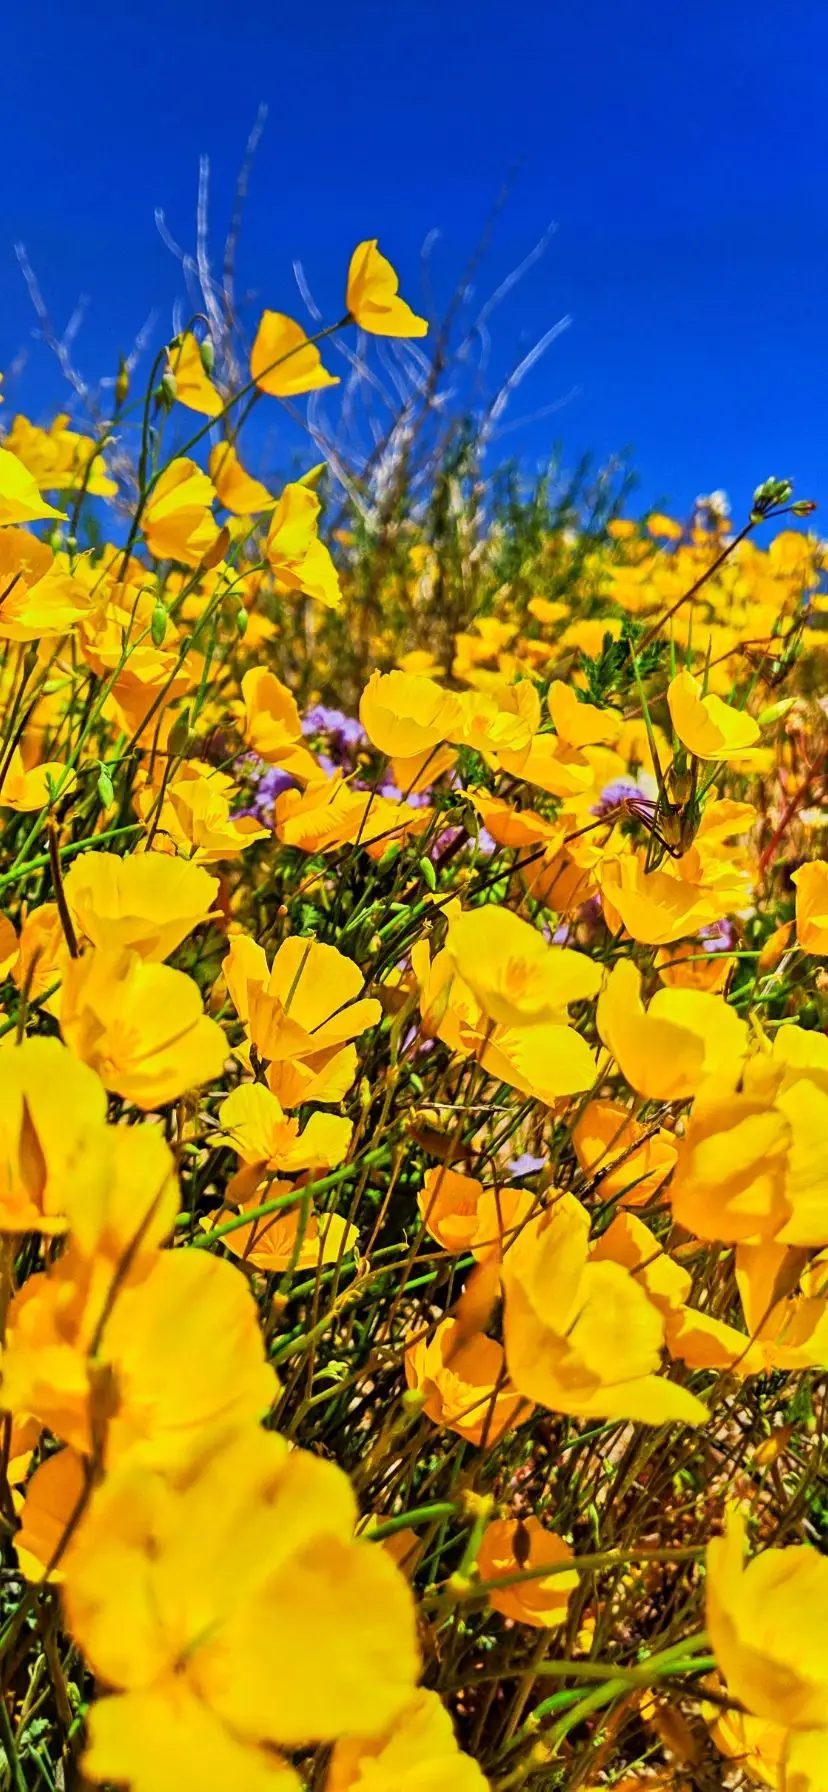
<box><xmin>96</xmin><ymin>765</ymin><xmax>114</xmax><ymax>810</ymax></box>
<box><xmin>150</xmin><ymin>600</ymin><xmax>168</xmax><ymax>648</ymax></box>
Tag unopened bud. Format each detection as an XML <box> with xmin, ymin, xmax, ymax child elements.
<box><xmin>150</xmin><ymin>600</ymin><xmax>168</xmax><ymax>647</ymax></box>
<box><xmin>158</xmin><ymin>370</ymin><xmax>177</xmax><ymax>408</ymax></box>
<box><xmin>96</xmin><ymin>765</ymin><xmax>114</xmax><ymax>810</ymax></box>
<box><xmin>235</xmin><ymin>604</ymin><xmax>248</xmax><ymax>638</ymax></box>
<box><xmin>115</xmin><ymin>357</ymin><xmax>130</xmax><ymax>407</ymax></box>
<box><xmin>199</xmin><ymin>338</ymin><xmax>216</xmax><ymax>376</ymax></box>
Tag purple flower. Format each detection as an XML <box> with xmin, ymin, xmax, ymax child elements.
<box><xmin>378</xmin><ymin>780</ymin><xmax>431</xmax><ymax>809</ymax></box>
<box><xmin>302</xmin><ymin>704</ymin><xmax>366</xmax><ymax>766</ymax></box>
<box><xmin>508</xmin><ymin>1152</ymin><xmax>547</xmax><ymax>1178</ymax></box>
<box><xmin>592</xmin><ymin>776</ymin><xmax>647</xmax><ymax>819</ymax></box>
<box><xmin>698</xmin><ymin>919</ymin><xmax>736</xmax><ymax>954</ymax></box>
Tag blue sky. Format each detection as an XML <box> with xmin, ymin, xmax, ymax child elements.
<box><xmin>3</xmin><ymin>0</ymin><xmax>827</xmax><ymax>522</ymax></box>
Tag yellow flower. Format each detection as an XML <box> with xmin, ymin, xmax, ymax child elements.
<box><xmin>0</xmin><ymin>445</ymin><xmax>65</xmax><ymax>525</ymax></box>
<box><xmin>223</xmin><ymin>932</ymin><xmax>380</xmax><ymax>1069</ymax></box>
<box><xmin>405</xmin><ymin>1317</ymin><xmax>526</xmax><ymax>1446</ymax></box>
<box><xmin>61</xmin><ymin>1427</ymin><xmax>419</xmax><ymax>1785</ymax></box>
<box><xmin>445</xmin><ymin>904</ymin><xmax>601</xmax><ymax>1029</ymax></box>
<box><xmin>501</xmin><ymin>1193</ymin><xmax>707</xmax><ymax>1426</ymax></box>
<box><xmin>346</xmin><ymin>241</ymin><xmax>428</xmax><ymax>337</ymax></box>
<box><xmin>211</xmin><ymin>1190</ymin><xmax>357</xmax><ymax>1275</ymax></box>
<box><xmin>671</xmin><ymin>1094</ymin><xmax>793</xmax><ymax>1243</ymax></box>
<box><xmin>418</xmin><ymin>1167</ymin><xmax>486</xmax><ymax>1253</ymax></box>
<box><xmin>265</xmin><ymin>482</ymin><xmax>342</xmax><ymax>610</ymax></box>
<box><xmin>0</xmin><ymin>749</ymin><xmax>76</xmax><ymax>811</ymax></box>
<box><xmin>275</xmin><ymin>773</ymin><xmax>431</xmax><ymax>858</ymax></box>
<box><xmin>16</xmin><ymin>1445</ymin><xmax>86</xmax><ymax>1583</ymax></box>
<box><xmin>0</xmin><ymin>1037</ymin><xmax>107</xmax><ymax>1233</ymax></box>
<box><xmin>596</xmin><ymin>854</ymin><xmax>721</xmax><ymax>946</ymax></box>
<box><xmin>477</xmin><ymin>1516</ymin><xmax>578</xmax><ymax>1629</ymax></box>
<box><xmin>218</xmin><ymin>1082</ymin><xmax>352</xmax><ymax>1176</ymax></box>
<box><xmin>240</xmin><ymin>668</ymin><xmax>320</xmax><ymax>779</ymax></box>
<box><xmin>707</xmin><ymin>1509</ymin><xmax>828</xmax><ymax>1733</ymax></box>
<box><xmin>208</xmin><ymin>442</ymin><xmax>274</xmax><ymax>515</ymax></box>
<box><xmin>596</xmin><ymin>960</ymin><xmax>747</xmax><ymax>1100</ymax></box>
<box><xmin>360</xmin><ymin>669</ymin><xmax>463</xmax><ymax>758</ymax></box>
<box><xmin>328</xmin><ymin>1689</ymin><xmax>488</xmax><ymax>1792</ymax></box>
<box><xmin>547</xmin><ymin>679</ymin><xmax>620</xmax><ymax>748</ymax></box>
<box><xmin>572</xmin><ymin>1099</ymin><xmax>678</xmax><ymax>1206</ymax></box>
<box><xmin>411</xmin><ymin>933</ymin><xmax>597</xmax><ymax>1105</ymax></box>
<box><xmin>142</xmin><ymin>459</ymin><xmax>219</xmax><ymax>567</ymax></box>
<box><xmin>5</xmin><ymin>413</ymin><xmax>116</xmax><ymax>497</ymax></box>
<box><xmin>167</xmin><ymin>333</ymin><xmax>223</xmax><ymax>418</ymax></box>
<box><xmin>792</xmin><ymin>861</ymin><xmax>828</xmax><ymax>955</ymax></box>
<box><xmin>2</xmin><ymin>1235</ymin><xmax>276</xmax><ymax>1472</ymax></box>
<box><xmin>667</xmin><ymin>668</ymin><xmax>761</xmax><ymax>759</ymax></box>
<box><xmin>60</xmin><ymin>947</ymin><xmax>227</xmax><ymax>1108</ymax></box>
<box><xmin>62</xmin><ymin>850</ymin><xmax>217</xmax><ymax>961</ymax></box>
<box><xmin>135</xmin><ymin>763</ymin><xmax>269</xmax><ymax>862</ymax></box>
<box><xmin>250</xmin><ymin>311</ymin><xmax>339</xmax><ymax>397</ymax></box>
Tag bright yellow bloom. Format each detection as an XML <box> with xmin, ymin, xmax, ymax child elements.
<box><xmin>250</xmin><ymin>311</ymin><xmax>339</xmax><ymax>397</ymax></box>
<box><xmin>793</xmin><ymin>860</ymin><xmax>828</xmax><ymax>955</ymax></box>
<box><xmin>275</xmin><ymin>773</ymin><xmax>431</xmax><ymax>858</ymax></box>
<box><xmin>412</xmin><ymin>932</ymin><xmax>597</xmax><ymax>1104</ymax></box>
<box><xmin>0</xmin><ymin>1037</ymin><xmax>107</xmax><ymax>1233</ymax></box>
<box><xmin>405</xmin><ymin>1317</ymin><xmax>526</xmax><ymax>1446</ymax></box>
<box><xmin>501</xmin><ymin>1194</ymin><xmax>707</xmax><ymax>1426</ymax></box>
<box><xmin>418</xmin><ymin>1167</ymin><xmax>486</xmax><ymax>1253</ymax></box>
<box><xmin>596</xmin><ymin>960</ymin><xmax>747</xmax><ymax>1100</ymax></box>
<box><xmin>477</xmin><ymin>1516</ymin><xmax>578</xmax><ymax>1629</ymax></box>
<box><xmin>142</xmin><ymin>459</ymin><xmax>219</xmax><ymax>566</ymax></box>
<box><xmin>667</xmin><ymin>668</ymin><xmax>761</xmax><ymax>759</ymax></box>
<box><xmin>218</xmin><ymin>1082</ymin><xmax>352</xmax><ymax>1177</ymax></box>
<box><xmin>0</xmin><ymin>445</ymin><xmax>65</xmax><ymax>525</ymax></box>
<box><xmin>596</xmin><ymin>855</ymin><xmax>722</xmax><ymax>945</ymax></box>
<box><xmin>328</xmin><ymin>1689</ymin><xmax>489</xmax><ymax>1792</ymax></box>
<box><xmin>63</xmin><ymin>851</ymin><xmax>217</xmax><ymax>961</ymax></box>
<box><xmin>2</xmin><ymin>1233</ymin><xmax>276</xmax><ymax>1471</ymax></box>
<box><xmin>346</xmin><ymin>241</ymin><xmax>428</xmax><ymax>337</ymax></box>
<box><xmin>572</xmin><ymin>1099</ymin><xmax>678</xmax><ymax>1207</ymax></box>
<box><xmin>15</xmin><ymin>1444</ymin><xmax>85</xmax><ymax>1583</ymax></box>
<box><xmin>60</xmin><ymin>947</ymin><xmax>227</xmax><ymax>1108</ymax></box>
<box><xmin>265</xmin><ymin>482</ymin><xmax>342</xmax><ymax>610</ymax></box>
<box><xmin>547</xmin><ymin>679</ymin><xmax>620</xmax><ymax>748</ymax></box>
<box><xmin>707</xmin><ymin>1509</ymin><xmax>828</xmax><ymax>1734</ymax></box>
<box><xmin>445</xmin><ymin>904</ymin><xmax>601</xmax><ymax>1028</ymax></box>
<box><xmin>208</xmin><ymin>441</ymin><xmax>274</xmax><ymax>515</ymax></box>
<box><xmin>135</xmin><ymin>763</ymin><xmax>269</xmax><ymax>862</ymax></box>
<box><xmin>240</xmin><ymin>667</ymin><xmax>319</xmax><ymax>779</ymax></box>
<box><xmin>167</xmin><ymin>333</ymin><xmax>223</xmax><ymax>418</ymax></box>
<box><xmin>5</xmin><ymin>413</ymin><xmax>116</xmax><ymax>497</ymax></box>
<box><xmin>62</xmin><ymin>1427</ymin><xmax>419</xmax><ymax>1786</ymax></box>
<box><xmin>210</xmin><ymin>1191</ymin><xmax>357</xmax><ymax>1275</ymax></box>
<box><xmin>223</xmin><ymin>932</ymin><xmax>380</xmax><ymax>1069</ymax></box>
<box><xmin>0</xmin><ymin>749</ymin><xmax>76</xmax><ymax>811</ymax></box>
<box><xmin>360</xmin><ymin>669</ymin><xmax>463</xmax><ymax>758</ymax></box>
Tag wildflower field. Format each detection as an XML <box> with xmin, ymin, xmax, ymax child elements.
<box><xmin>0</xmin><ymin>218</ymin><xmax>825</xmax><ymax>1792</ymax></box>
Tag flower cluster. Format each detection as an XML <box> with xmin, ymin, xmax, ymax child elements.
<box><xmin>0</xmin><ymin>222</ymin><xmax>823</xmax><ymax>1792</ymax></box>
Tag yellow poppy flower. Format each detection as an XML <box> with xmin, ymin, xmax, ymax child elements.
<box><xmin>167</xmin><ymin>333</ymin><xmax>223</xmax><ymax>418</ymax></box>
<box><xmin>667</xmin><ymin>668</ymin><xmax>761</xmax><ymax>759</ymax></box>
<box><xmin>250</xmin><ymin>311</ymin><xmax>339</xmax><ymax>397</ymax></box>
<box><xmin>60</xmin><ymin>947</ymin><xmax>227</xmax><ymax>1108</ymax></box>
<box><xmin>62</xmin><ymin>850</ymin><xmax>217</xmax><ymax>961</ymax></box>
<box><xmin>346</xmin><ymin>241</ymin><xmax>428</xmax><ymax>338</ymax></box>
